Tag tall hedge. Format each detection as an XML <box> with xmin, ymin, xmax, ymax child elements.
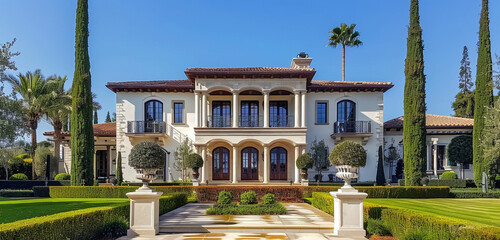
<box><xmin>473</xmin><ymin>0</ymin><xmax>494</xmax><ymax>186</ymax></box>
<box><xmin>403</xmin><ymin>0</ymin><xmax>427</xmax><ymax>186</ymax></box>
<box><xmin>376</xmin><ymin>146</ymin><xmax>385</xmax><ymax>186</ymax></box>
<box><xmin>71</xmin><ymin>0</ymin><xmax>94</xmax><ymax>186</ymax></box>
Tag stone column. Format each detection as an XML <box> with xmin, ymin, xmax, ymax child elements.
<box><xmin>263</xmin><ymin>145</ymin><xmax>269</xmax><ymax>183</ymax></box>
<box><xmin>201</xmin><ymin>146</ymin><xmax>207</xmax><ymax>184</ymax></box>
<box><xmin>232</xmin><ymin>91</ymin><xmax>238</xmax><ymax>127</ymax></box>
<box><xmin>263</xmin><ymin>91</ymin><xmax>270</xmax><ymax>128</ymax></box>
<box><xmin>294</xmin><ymin>91</ymin><xmax>300</xmax><ymax>127</ymax></box>
<box><xmin>301</xmin><ymin>91</ymin><xmax>306</xmax><ymax>128</ymax></box>
<box><xmin>127</xmin><ymin>188</ymin><xmax>163</xmax><ymax>236</ymax></box>
<box><xmin>232</xmin><ymin>145</ymin><xmax>238</xmax><ymax>183</ymax></box>
<box><xmin>294</xmin><ymin>145</ymin><xmax>300</xmax><ymax>184</ymax></box>
<box><xmin>201</xmin><ymin>93</ymin><xmax>207</xmax><ymax>127</ymax></box>
<box><xmin>194</xmin><ymin>92</ymin><xmax>200</xmax><ymax>127</ymax></box>
<box><xmin>432</xmin><ymin>138</ymin><xmax>438</xmax><ymax>178</ymax></box>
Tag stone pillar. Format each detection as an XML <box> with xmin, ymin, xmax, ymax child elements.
<box><xmin>263</xmin><ymin>91</ymin><xmax>269</xmax><ymax>128</ymax></box>
<box><xmin>294</xmin><ymin>145</ymin><xmax>300</xmax><ymax>184</ymax></box>
<box><xmin>329</xmin><ymin>187</ymin><xmax>368</xmax><ymax>238</ymax></box>
<box><xmin>232</xmin><ymin>145</ymin><xmax>238</xmax><ymax>183</ymax></box>
<box><xmin>263</xmin><ymin>146</ymin><xmax>269</xmax><ymax>183</ymax></box>
<box><xmin>232</xmin><ymin>91</ymin><xmax>238</xmax><ymax>127</ymax></box>
<box><xmin>294</xmin><ymin>91</ymin><xmax>300</xmax><ymax>127</ymax></box>
<box><xmin>432</xmin><ymin>138</ymin><xmax>438</xmax><ymax>178</ymax></box>
<box><xmin>127</xmin><ymin>188</ymin><xmax>163</xmax><ymax>236</ymax></box>
<box><xmin>194</xmin><ymin>92</ymin><xmax>200</xmax><ymax>127</ymax></box>
<box><xmin>201</xmin><ymin>93</ymin><xmax>207</xmax><ymax>127</ymax></box>
<box><xmin>301</xmin><ymin>91</ymin><xmax>306</xmax><ymax>128</ymax></box>
<box><xmin>201</xmin><ymin>147</ymin><xmax>207</xmax><ymax>184</ymax></box>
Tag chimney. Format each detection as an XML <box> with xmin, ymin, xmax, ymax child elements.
<box><xmin>290</xmin><ymin>52</ymin><xmax>313</xmax><ymax>69</ymax></box>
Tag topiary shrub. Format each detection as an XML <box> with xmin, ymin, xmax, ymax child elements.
<box><xmin>441</xmin><ymin>171</ymin><xmax>458</xmax><ymax>180</ymax></box>
<box><xmin>262</xmin><ymin>193</ymin><xmax>276</xmax><ymax>205</ymax></box>
<box><xmin>240</xmin><ymin>190</ymin><xmax>257</xmax><ymax>205</ymax></box>
<box><xmin>9</xmin><ymin>173</ymin><xmax>28</xmax><ymax>180</ymax></box>
<box><xmin>128</xmin><ymin>141</ymin><xmax>166</xmax><ymax>169</ymax></box>
<box><xmin>54</xmin><ymin>173</ymin><xmax>71</xmax><ymax>181</ymax></box>
<box><xmin>185</xmin><ymin>153</ymin><xmax>203</xmax><ymax>169</ymax></box>
<box><xmin>296</xmin><ymin>153</ymin><xmax>313</xmax><ymax>169</ymax></box>
<box><xmin>329</xmin><ymin>140</ymin><xmax>367</xmax><ymax>167</ymax></box>
<box><xmin>447</xmin><ymin>135</ymin><xmax>472</xmax><ymax>167</ymax></box>
<box><xmin>217</xmin><ymin>191</ymin><xmax>233</xmax><ymax>204</ymax></box>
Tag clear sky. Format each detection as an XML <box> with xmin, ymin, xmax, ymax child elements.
<box><xmin>1</xmin><ymin>0</ymin><xmax>499</xmax><ymax>142</ymax></box>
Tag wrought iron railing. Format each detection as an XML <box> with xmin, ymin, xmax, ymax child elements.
<box><xmin>269</xmin><ymin>115</ymin><xmax>294</xmax><ymax>127</ymax></box>
<box><xmin>127</xmin><ymin>121</ymin><xmax>166</xmax><ymax>133</ymax></box>
<box><xmin>333</xmin><ymin>121</ymin><xmax>371</xmax><ymax>133</ymax></box>
<box><xmin>239</xmin><ymin>115</ymin><xmax>263</xmax><ymax>127</ymax></box>
<box><xmin>208</xmin><ymin>115</ymin><xmax>232</xmax><ymax>127</ymax></box>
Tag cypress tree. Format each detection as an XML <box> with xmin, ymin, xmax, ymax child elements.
<box><xmin>473</xmin><ymin>0</ymin><xmax>494</xmax><ymax>185</ymax></box>
<box><xmin>116</xmin><ymin>151</ymin><xmax>123</xmax><ymax>185</ymax></box>
<box><xmin>71</xmin><ymin>0</ymin><xmax>94</xmax><ymax>186</ymax></box>
<box><xmin>105</xmin><ymin>111</ymin><xmax>111</xmax><ymax>123</ymax></box>
<box><xmin>403</xmin><ymin>0</ymin><xmax>427</xmax><ymax>186</ymax></box>
<box><xmin>376</xmin><ymin>146</ymin><xmax>385</xmax><ymax>186</ymax></box>
<box><xmin>93</xmin><ymin>110</ymin><xmax>98</xmax><ymax>124</ymax></box>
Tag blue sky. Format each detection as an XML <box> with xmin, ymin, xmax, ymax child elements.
<box><xmin>1</xmin><ymin>0</ymin><xmax>499</xmax><ymax>142</ymax></box>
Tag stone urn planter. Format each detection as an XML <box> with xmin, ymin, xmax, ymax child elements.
<box><xmin>191</xmin><ymin>167</ymin><xmax>200</xmax><ymax>179</ymax></box>
<box><xmin>135</xmin><ymin>168</ymin><xmax>159</xmax><ymax>191</ymax></box>
<box><xmin>300</xmin><ymin>169</ymin><xmax>308</xmax><ymax>180</ymax></box>
<box><xmin>185</xmin><ymin>153</ymin><xmax>204</xmax><ymax>186</ymax></box>
<box><xmin>296</xmin><ymin>153</ymin><xmax>313</xmax><ymax>184</ymax></box>
<box><xmin>128</xmin><ymin>141</ymin><xmax>166</xmax><ymax>191</ymax></box>
<box><xmin>335</xmin><ymin>165</ymin><xmax>359</xmax><ymax>188</ymax></box>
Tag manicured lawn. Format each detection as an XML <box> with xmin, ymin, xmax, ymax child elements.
<box><xmin>0</xmin><ymin>198</ymin><xmax>128</xmax><ymax>224</ymax></box>
<box><xmin>365</xmin><ymin>198</ymin><xmax>500</xmax><ymax>227</ymax></box>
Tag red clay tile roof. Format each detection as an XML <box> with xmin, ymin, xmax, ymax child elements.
<box><xmin>44</xmin><ymin>122</ymin><xmax>116</xmax><ymax>137</ymax></box>
<box><xmin>308</xmin><ymin>80</ymin><xmax>393</xmax><ymax>92</ymax></box>
<box><xmin>384</xmin><ymin>114</ymin><xmax>474</xmax><ymax>129</ymax></box>
<box><xmin>106</xmin><ymin>80</ymin><xmax>194</xmax><ymax>93</ymax></box>
<box><xmin>184</xmin><ymin>67</ymin><xmax>316</xmax><ymax>82</ymax></box>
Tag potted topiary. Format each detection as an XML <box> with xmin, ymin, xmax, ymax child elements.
<box><xmin>128</xmin><ymin>141</ymin><xmax>166</xmax><ymax>191</ymax></box>
<box><xmin>185</xmin><ymin>153</ymin><xmax>204</xmax><ymax>180</ymax></box>
<box><xmin>329</xmin><ymin>140</ymin><xmax>367</xmax><ymax>189</ymax></box>
<box><xmin>296</xmin><ymin>153</ymin><xmax>313</xmax><ymax>182</ymax></box>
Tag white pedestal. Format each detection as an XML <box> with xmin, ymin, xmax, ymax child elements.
<box><xmin>301</xmin><ymin>179</ymin><xmax>309</xmax><ymax>186</ymax></box>
<box><xmin>192</xmin><ymin>179</ymin><xmax>200</xmax><ymax>186</ymax></box>
<box><xmin>126</xmin><ymin>189</ymin><xmax>163</xmax><ymax>236</ymax></box>
<box><xmin>329</xmin><ymin>186</ymin><xmax>368</xmax><ymax>238</ymax></box>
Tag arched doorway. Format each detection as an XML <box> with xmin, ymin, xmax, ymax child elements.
<box><xmin>270</xmin><ymin>147</ymin><xmax>287</xmax><ymax>180</ymax></box>
<box><xmin>241</xmin><ymin>147</ymin><xmax>258</xmax><ymax>180</ymax></box>
<box><xmin>212</xmin><ymin>147</ymin><xmax>230</xmax><ymax>180</ymax></box>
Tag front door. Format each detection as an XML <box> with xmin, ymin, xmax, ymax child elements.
<box><xmin>96</xmin><ymin>150</ymin><xmax>108</xmax><ymax>178</ymax></box>
<box><xmin>212</xmin><ymin>147</ymin><xmax>230</xmax><ymax>180</ymax></box>
<box><xmin>270</xmin><ymin>147</ymin><xmax>287</xmax><ymax>180</ymax></box>
<box><xmin>241</xmin><ymin>147</ymin><xmax>258</xmax><ymax>180</ymax></box>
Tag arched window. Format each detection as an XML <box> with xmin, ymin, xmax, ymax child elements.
<box><xmin>337</xmin><ymin>100</ymin><xmax>356</xmax><ymax>132</ymax></box>
<box><xmin>270</xmin><ymin>147</ymin><xmax>287</xmax><ymax>180</ymax></box>
<box><xmin>212</xmin><ymin>147</ymin><xmax>230</xmax><ymax>180</ymax></box>
<box><xmin>144</xmin><ymin>100</ymin><xmax>163</xmax><ymax>122</ymax></box>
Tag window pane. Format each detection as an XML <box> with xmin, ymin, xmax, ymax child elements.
<box><xmin>317</xmin><ymin>102</ymin><xmax>327</xmax><ymax>124</ymax></box>
<box><xmin>174</xmin><ymin>102</ymin><xmax>183</xmax><ymax>123</ymax></box>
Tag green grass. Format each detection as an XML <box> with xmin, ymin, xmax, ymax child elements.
<box><xmin>0</xmin><ymin>198</ymin><xmax>128</xmax><ymax>224</ymax></box>
<box><xmin>365</xmin><ymin>198</ymin><xmax>500</xmax><ymax>228</ymax></box>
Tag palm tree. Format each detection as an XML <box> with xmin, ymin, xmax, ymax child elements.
<box><xmin>44</xmin><ymin>76</ymin><xmax>72</xmax><ymax>177</ymax></box>
<box><xmin>5</xmin><ymin>70</ymin><xmax>53</xmax><ymax>179</ymax></box>
<box><xmin>328</xmin><ymin>23</ymin><xmax>363</xmax><ymax>82</ymax></box>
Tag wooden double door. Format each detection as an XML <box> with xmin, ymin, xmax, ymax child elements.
<box><xmin>241</xmin><ymin>147</ymin><xmax>258</xmax><ymax>180</ymax></box>
<box><xmin>270</xmin><ymin>147</ymin><xmax>287</xmax><ymax>180</ymax></box>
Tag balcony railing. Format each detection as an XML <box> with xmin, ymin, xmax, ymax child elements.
<box><xmin>333</xmin><ymin>121</ymin><xmax>371</xmax><ymax>134</ymax></box>
<box><xmin>270</xmin><ymin>115</ymin><xmax>294</xmax><ymax>127</ymax></box>
<box><xmin>127</xmin><ymin>121</ymin><xmax>166</xmax><ymax>134</ymax></box>
<box><xmin>239</xmin><ymin>115</ymin><xmax>263</xmax><ymax>127</ymax></box>
<box><xmin>208</xmin><ymin>115</ymin><xmax>232</xmax><ymax>127</ymax></box>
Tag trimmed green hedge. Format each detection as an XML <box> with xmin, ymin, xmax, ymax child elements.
<box><xmin>206</xmin><ymin>203</ymin><xmax>287</xmax><ymax>215</ymax></box>
<box><xmin>0</xmin><ymin>190</ymin><xmax>34</xmax><ymax>198</ymax></box>
<box><xmin>46</xmin><ymin>186</ymin><xmax>194</xmax><ymax>198</ymax></box>
<box><xmin>449</xmin><ymin>191</ymin><xmax>500</xmax><ymax>198</ymax></box>
<box><xmin>311</xmin><ymin>192</ymin><xmax>500</xmax><ymax>240</ymax></box>
<box><xmin>0</xmin><ymin>193</ymin><xmax>188</xmax><ymax>240</ymax></box>
<box><xmin>399</xmin><ymin>179</ymin><xmax>476</xmax><ymax>188</ymax></box>
<box><xmin>305</xmin><ymin>186</ymin><xmax>449</xmax><ymax>198</ymax></box>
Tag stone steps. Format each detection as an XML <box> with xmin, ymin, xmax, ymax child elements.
<box><xmin>159</xmin><ymin>224</ymin><xmax>333</xmax><ymax>233</ymax></box>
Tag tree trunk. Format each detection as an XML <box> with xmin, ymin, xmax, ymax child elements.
<box><xmin>342</xmin><ymin>46</ymin><xmax>345</xmax><ymax>81</ymax></box>
<box><xmin>53</xmin><ymin>121</ymin><xmax>62</xmax><ymax>177</ymax></box>
<box><xmin>30</xmin><ymin>125</ymin><xmax>37</xmax><ymax>180</ymax></box>
<box><xmin>4</xmin><ymin>167</ymin><xmax>8</xmax><ymax>180</ymax></box>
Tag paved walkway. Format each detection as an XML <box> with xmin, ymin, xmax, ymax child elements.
<box><xmin>119</xmin><ymin>203</ymin><xmax>365</xmax><ymax>240</ymax></box>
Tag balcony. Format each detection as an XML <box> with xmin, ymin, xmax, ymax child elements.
<box><xmin>331</xmin><ymin>121</ymin><xmax>373</xmax><ymax>145</ymax></box>
<box><xmin>239</xmin><ymin>115</ymin><xmax>263</xmax><ymax>127</ymax></box>
<box><xmin>269</xmin><ymin>115</ymin><xmax>294</xmax><ymax>128</ymax></box>
<box><xmin>208</xmin><ymin>115</ymin><xmax>232</xmax><ymax>128</ymax></box>
<box><xmin>126</xmin><ymin>121</ymin><xmax>168</xmax><ymax>145</ymax></box>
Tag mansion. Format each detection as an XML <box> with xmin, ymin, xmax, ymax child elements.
<box><xmin>45</xmin><ymin>54</ymin><xmax>475</xmax><ymax>184</ymax></box>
